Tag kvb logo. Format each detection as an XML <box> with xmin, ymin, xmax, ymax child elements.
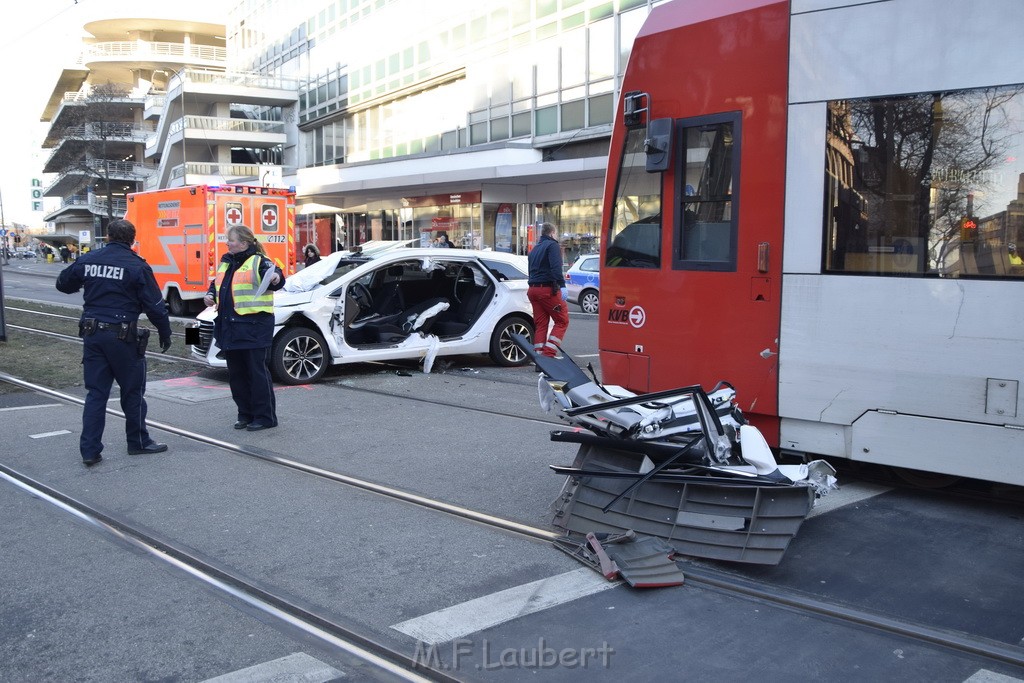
<box><xmin>607</xmin><ymin>305</ymin><xmax>647</xmax><ymax>328</ymax></box>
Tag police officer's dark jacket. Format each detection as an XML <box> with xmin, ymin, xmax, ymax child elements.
<box><xmin>527</xmin><ymin>234</ymin><xmax>565</xmax><ymax>287</ymax></box>
<box><xmin>208</xmin><ymin>246</ymin><xmax>285</xmax><ymax>351</ymax></box>
<box><xmin>55</xmin><ymin>241</ymin><xmax>171</xmax><ymax>339</ymax></box>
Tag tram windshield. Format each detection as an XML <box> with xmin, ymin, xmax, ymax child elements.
<box><xmin>606</xmin><ymin>127</ymin><xmax>662</xmax><ymax>268</ymax></box>
<box><xmin>824</xmin><ymin>83</ymin><xmax>1024</xmax><ymax>279</ymax></box>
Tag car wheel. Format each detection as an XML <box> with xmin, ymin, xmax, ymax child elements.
<box><xmin>167</xmin><ymin>288</ymin><xmax>186</xmax><ymax>317</ymax></box>
<box><xmin>271</xmin><ymin>326</ymin><xmax>329</xmax><ymax>385</ymax></box>
<box><xmin>579</xmin><ymin>289</ymin><xmax>599</xmax><ymax>314</ymax></box>
<box><xmin>489</xmin><ymin>316</ymin><xmax>534</xmax><ymax>367</ymax></box>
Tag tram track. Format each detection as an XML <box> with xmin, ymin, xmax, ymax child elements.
<box><xmin>2</xmin><ymin>370</ymin><xmax>1024</xmax><ymax>673</ymax></box>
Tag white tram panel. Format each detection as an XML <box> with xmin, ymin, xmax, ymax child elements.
<box><xmin>779</xmin><ymin>0</ymin><xmax>1024</xmax><ymax>483</ymax></box>
<box><xmin>789</xmin><ymin>0</ymin><xmax>1024</xmax><ymax>103</ymax></box>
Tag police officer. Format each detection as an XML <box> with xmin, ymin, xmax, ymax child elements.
<box><xmin>56</xmin><ymin>219</ymin><xmax>173</xmax><ymax>467</ymax></box>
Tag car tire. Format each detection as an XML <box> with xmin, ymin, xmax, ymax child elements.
<box><xmin>489</xmin><ymin>316</ymin><xmax>534</xmax><ymax>367</ymax></box>
<box><xmin>579</xmin><ymin>289</ymin><xmax>599</xmax><ymax>314</ymax></box>
<box><xmin>271</xmin><ymin>326</ymin><xmax>329</xmax><ymax>384</ymax></box>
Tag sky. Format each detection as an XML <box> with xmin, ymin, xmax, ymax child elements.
<box><xmin>0</xmin><ymin>0</ymin><xmax>227</xmax><ymax>229</ymax></box>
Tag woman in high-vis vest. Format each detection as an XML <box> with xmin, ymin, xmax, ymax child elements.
<box><xmin>204</xmin><ymin>225</ymin><xmax>286</xmax><ymax>431</ymax></box>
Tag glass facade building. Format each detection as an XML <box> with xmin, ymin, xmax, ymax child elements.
<box><xmin>227</xmin><ymin>0</ymin><xmax>667</xmax><ymax>258</ymax></box>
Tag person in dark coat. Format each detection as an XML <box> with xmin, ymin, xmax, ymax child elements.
<box><xmin>55</xmin><ymin>219</ymin><xmax>173</xmax><ymax>466</ymax></box>
<box><xmin>303</xmin><ymin>243</ymin><xmax>321</xmax><ymax>268</ymax></box>
<box><xmin>203</xmin><ymin>225</ymin><xmax>286</xmax><ymax>431</ymax></box>
<box><xmin>527</xmin><ymin>222</ymin><xmax>569</xmax><ymax>358</ymax></box>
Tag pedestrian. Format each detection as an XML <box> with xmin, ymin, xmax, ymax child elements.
<box><xmin>203</xmin><ymin>224</ymin><xmax>285</xmax><ymax>432</ymax></box>
<box><xmin>55</xmin><ymin>219</ymin><xmax>173</xmax><ymax>467</ymax></box>
<box><xmin>527</xmin><ymin>222</ymin><xmax>569</xmax><ymax>359</ymax></box>
<box><xmin>303</xmin><ymin>243</ymin><xmax>321</xmax><ymax>268</ymax></box>
<box><xmin>435</xmin><ymin>232</ymin><xmax>452</xmax><ymax>248</ymax></box>
<box><xmin>60</xmin><ymin>244</ymin><xmax>71</xmax><ymax>263</ymax></box>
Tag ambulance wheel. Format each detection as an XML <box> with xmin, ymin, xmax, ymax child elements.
<box><xmin>167</xmin><ymin>289</ymin><xmax>186</xmax><ymax>317</ymax></box>
<box><xmin>272</xmin><ymin>327</ymin><xmax>328</xmax><ymax>385</ymax></box>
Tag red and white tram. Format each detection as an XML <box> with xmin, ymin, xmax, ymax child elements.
<box><xmin>599</xmin><ymin>0</ymin><xmax>1024</xmax><ymax>485</ymax></box>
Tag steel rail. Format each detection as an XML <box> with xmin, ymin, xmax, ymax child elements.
<box><xmin>3</xmin><ymin>370</ymin><xmax>1024</xmax><ymax>670</ymax></box>
<box><xmin>4</xmin><ymin>324</ymin><xmax>205</xmax><ymax>365</ymax></box>
<box><xmin>6</xmin><ymin>306</ymin><xmax>191</xmax><ymax>337</ymax></box>
<box><xmin>0</xmin><ymin>464</ymin><xmax>451</xmax><ymax>683</ymax></box>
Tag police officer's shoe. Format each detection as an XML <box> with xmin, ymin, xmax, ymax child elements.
<box><xmin>83</xmin><ymin>456</ymin><xmax>103</xmax><ymax>467</ymax></box>
<box><xmin>128</xmin><ymin>442</ymin><xmax>168</xmax><ymax>455</ymax></box>
<box><xmin>246</xmin><ymin>422</ymin><xmax>276</xmax><ymax>432</ymax></box>
<box><xmin>233</xmin><ymin>420</ymin><xmax>250</xmax><ymax>429</ymax></box>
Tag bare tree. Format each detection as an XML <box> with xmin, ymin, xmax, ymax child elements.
<box><xmin>848</xmin><ymin>86</ymin><xmax>1024</xmax><ymax>271</ymax></box>
<box><xmin>60</xmin><ymin>83</ymin><xmax>135</xmax><ymax>234</ymax></box>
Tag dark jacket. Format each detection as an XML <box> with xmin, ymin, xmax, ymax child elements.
<box><xmin>208</xmin><ymin>247</ymin><xmax>285</xmax><ymax>350</ymax></box>
<box><xmin>55</xmin><ymin>241</ymin><xmax>171</xmax><ymax>340</ymax></box>
<box><xmin>528</xmin><ymin>234</ymin><xmax>565</xmax><ymax>287</ymax></box>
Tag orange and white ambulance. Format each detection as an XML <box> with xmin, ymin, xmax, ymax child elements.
<box><xmin>125</xmin><ymin>184</ymin><xmax>297</xmax><ymax>315</ymax></box>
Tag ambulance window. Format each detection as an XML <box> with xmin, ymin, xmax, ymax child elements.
<box><xmin>260</xmin><ymin>203</ymin><xmax>280</xmax><ymax>233</ymax></box>
<box><xmin>673</xmin><ymin>113</ymin><xmax>740</xmax><ymax>272</ymax></box>
<box><xmin>606</xmin><ymin>127</ymin><xmax>662</xmax><ymax>269</ymax></box>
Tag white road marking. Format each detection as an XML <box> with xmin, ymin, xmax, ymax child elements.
<box><xmin>0</xmin><ymin>403</ymin><xmax>62</xmax><ymax>412</ymax></box>
<box><xmin>201</xmin><ymin>652</ymin><xmax>343</xmax><ymax>682</ymax></box>
<box><xmin>29</xmin><ymin>430</ymin><xmax>73</xmax><ymax>439</ymax></box>
<box><xmin>391</xmin><ymin>568</ymin><xmax>617</xmax><ymax>644</ymax></box>
<box><xmin>807</xmin><ymin>481</ymin><xmax>891</xmax><ymax>518</ymax></box>
<box><xmin>964</xmin><ymin>670</ymin><xmax>1024</xmax><ymax>683</ymax></box>
<box><xmin>573</xmin><ymin>354</ymin><xmax>600</xmax><ymax>358</ymax></box>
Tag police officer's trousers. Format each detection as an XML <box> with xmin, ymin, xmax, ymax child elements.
<box><xmin>81</xmin><ymin>329</ymin><xmax>152</xmax><ymax>459</ymax></box>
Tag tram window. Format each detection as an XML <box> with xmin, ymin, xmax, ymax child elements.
<box><xmin>606</xmin><ymin>127</ymin><xmax>662</xmax><ymax>268</ymax></box>
<box><xmin>673</xmin><ymin>114</ymin><xmax>739</xmax><ymax>272</ymax></box>
<box><xmin>823</xmin><ymin>84</ymin><xmax>1024</xmax><ymax>279</ymax></box>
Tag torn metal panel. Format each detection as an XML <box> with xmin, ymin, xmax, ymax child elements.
<box><xmin>509</xmin><ymin>334</ymin><xmax>836</xmax><ymax>566</ymax></box>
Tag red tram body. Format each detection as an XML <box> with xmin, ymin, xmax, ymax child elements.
<box><xmin>599</xmin><ymin>0</ymin><xmax>1024</xmax><ymax>485</ymax></box>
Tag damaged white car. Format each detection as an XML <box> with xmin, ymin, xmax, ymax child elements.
<box><xmin>192</xmin><ymin>248</ymin><xmax>536</xmax><ymax>384</ymax></box>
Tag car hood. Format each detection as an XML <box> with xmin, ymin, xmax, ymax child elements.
<box><xmin>274</xmin><ymin>288</ymin><xmax>317</xmax><ymax>307</ymax></box>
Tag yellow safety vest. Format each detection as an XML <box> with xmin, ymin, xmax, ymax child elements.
<box><xmin>215</xmin><ymin>255</ymin><xmax>274</xmax><ymax>314</ymax></box>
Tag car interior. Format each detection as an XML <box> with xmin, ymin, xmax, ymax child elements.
<box><xmin>341</xmin><ymin>259</ymin><xmax>496</xmax><ymax>346</ymax></box>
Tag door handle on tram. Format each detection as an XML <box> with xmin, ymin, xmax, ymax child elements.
<box><xmin>757</xmin><ymin>242</ymin><xmax>770</xmax><ymax>273</ymax></box>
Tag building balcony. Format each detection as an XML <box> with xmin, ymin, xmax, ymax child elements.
<box><xmin>145</xmin><ymin>162</ymin><xmax>291</xmax><ymax>190</ymax></box>
<box><xmin>44</xmin><ymin>122</ymin><xmax>156</xmax><ymax>170</ymax></box>
<box><xmin>79</xmin><ymin>40</ymin><xmax>226</xmax><ymax>71</ymax></box>
<box><xmin>166</xmin><ymin>68</ymin><xmax>299</xmax><ymax>107</ymax></box>
<box><xmin>43</xmin><ymin>195</ymin><xmax>127</xmax><ymax>222</ymax></box>
<box><xmin>166</xmin><ymin>115</ymin><xmax>287</xmax><ymax>148</ymax></box>
<box><xmin>44</xmin><ymin>160</ymin><xmax>157</xmax><ymax>196</ymax></box>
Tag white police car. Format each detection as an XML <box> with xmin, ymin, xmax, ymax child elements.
<box><xmin>564</xmin><ymin>254</ymin><xmax>600</xmax><ymax>314</ymax></box>
<box><xmin>193</xmin><ymin>248</ymin><xmax>535</xmax><ymax>384</ymax></box>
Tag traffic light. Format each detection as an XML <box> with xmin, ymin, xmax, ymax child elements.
<box><xmin>960</xmin><ymin>216</ymin><xmax>977</xmax><ymax>243</ymax></box>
